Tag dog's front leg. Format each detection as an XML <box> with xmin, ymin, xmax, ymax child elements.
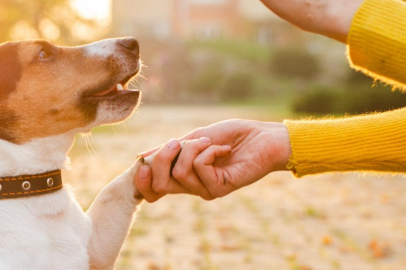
<box><xmin>86</xmin><ymin>157</ymin><xmax>144</xmax><ymax>270</ymax></box>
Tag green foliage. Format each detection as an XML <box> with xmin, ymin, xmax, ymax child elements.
<box><xmin>188</xmin><ymin>38</ymin><xmax>271</xmax><ymax>64</ymax></box>
<box><xmin>158</xmin><ymin>45</ymin><xmax>195</xmax><ymax>102</ymax></box>
<box><xmin>293</xmin><ymin>70</ymin><xmax>406</xmax><ymax>115</ymax></box>
<box><xmin>149</xmin><ymin>41</ymin><xmax>266</xmax><ymax>104</ymax></box>
<box><xmin>293</xmin><ymin>85</ymin><xmax>338</xmax><ymax>114</ymax></box>
<box><xmin>270</xmin><ymin>47</ymin><xmax>321</xmax><ymax>79</ymax></box>
<box><xmin>188</xmin><ymin>59</ymin><xmax>225</xmax><ymax>101</ymax></box>
<box><xmin>341</xmin><ymin>83</ymin><xmax>406</xmax><ymax>114</ymax></box>
<box><xmin>220</xmin><ymin>72</ymin><xmax>255</xmax><ymax>102</ymax></box>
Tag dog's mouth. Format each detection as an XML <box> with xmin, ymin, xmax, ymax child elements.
<box><xmin>91</xmin><ymin>80</ymin><xmax>134</xmax><ymax>98</ymax></box>
<box><xmin>83</xmin><ymin>69</ymin><xmax>140</xmax><ymax>101</ymax></box>
<box><xmin>93</xmin><ymin>83</ymin><xmax>126</xmax><ymax>97</ymax></box>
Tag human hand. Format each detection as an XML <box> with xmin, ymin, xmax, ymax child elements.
<box><xmin>260</xmin><ymin>0</ymin><xmax>364</xmax><ymax>42</ymax></box>
<box><xmin>134</xmin><ymin>119</ymin><xmax>292</xmax><ymax>202</ymax></box>
<box><xmin>174</xmin><ymin>119</ymin><xmax>292</xmax><ymax>198</ymax></box>
<box><xmin>134</xmin><ymin>137</ymin><xmax>230</xmax><ymax>202</ymax></box>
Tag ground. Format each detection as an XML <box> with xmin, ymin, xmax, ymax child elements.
<box><xmin>64</xmin><ymin>105</ymin><xmax>406</xmax><ymax>270</ymax></box>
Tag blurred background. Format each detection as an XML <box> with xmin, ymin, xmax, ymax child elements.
<box><xmin>2</xmin><ymin>0</ymin><xmax>406</xmax><ymax>269</ymax></box>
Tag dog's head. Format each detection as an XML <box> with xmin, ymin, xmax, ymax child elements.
<box><xmin>0</xmin><ymin>37</ymin><xmax>141</xmax><ymax>144</ymax></box>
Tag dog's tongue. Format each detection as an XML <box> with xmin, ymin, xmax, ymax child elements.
<box><xmin>94</xmin><ymin>84</ymin><xmax>124</xmax><ymax>96</ymax></box>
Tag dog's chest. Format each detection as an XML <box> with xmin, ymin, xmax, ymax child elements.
<box><xmin>0</xmin><ymin>187</ymin><xmax>92</xmax><ymax>270</ymax></box>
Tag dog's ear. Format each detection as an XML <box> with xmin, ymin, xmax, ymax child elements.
<box><xmin>0</xmin><ymin>42</ymin><xmax>22</xmax><ymax>101</ymax></box>
<box><xmin>0</xmin><ymin>42</ymin><xmax>21</xmax><ymax>143</ymax></box>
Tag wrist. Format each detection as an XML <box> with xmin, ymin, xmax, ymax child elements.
<box><xmin>264</xmin><ymin>122</ymin><xmax>292</xmax><ymax>171</ymax></box>
<box><xmin>323</xmin><ymin>0</ymin><xmax>364</xmax><ymax>43</ymax></box>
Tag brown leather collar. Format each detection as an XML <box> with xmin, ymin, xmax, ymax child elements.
<box><xmin>0</xmin><ymin>170</ymin><xmax>63</xmax><ymax>199</ymax></box>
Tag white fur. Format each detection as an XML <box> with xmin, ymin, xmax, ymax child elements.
<box><xmin>0</xmin><ymin>133</ymin><xmax>74</xmax><ymax>177</ymax></box>
<box><xmin>0</xmin><ymin>131</ymin><xmax>144</xmax><ymax>270</ymax></box>
<box><xmin>82</xmin><ymin>38</ymin><xmax>141</xmax><ymax>80</ymax></box>
<box><xmin>83</xmin><ymin>39</ymin><xmax>118</xmax><ymax>58</ymax></box>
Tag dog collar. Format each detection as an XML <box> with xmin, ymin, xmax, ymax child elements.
<box><xmin>0</xmin><ymin>170</ymin><xmax>63</xmax><ymax>199</ymax></box>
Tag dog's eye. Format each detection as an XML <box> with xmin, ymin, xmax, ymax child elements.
<box><xmin>38</xmin><ymin>50</ymin><xmax>49</xmax><ymax>60</ymax></box>
<box><xmin>37</xmin><ymin>49</ymin><xmax>53</xmax><ymax>61</ymax></box>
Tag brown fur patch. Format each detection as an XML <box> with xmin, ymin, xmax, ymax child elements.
<box><xmin>0</xmin><ymin>42</ymin><xmax>22</xmax><ymax>142</ymax></box>
<box><xmin>0</xmin><ymin>39</ymin><xmax>140</xmax><ymax>144</ymax></box>
<box><xmin>0</xmin><ymin>42</ymin><xmax>22</xmax><ymax>100</ymax></box>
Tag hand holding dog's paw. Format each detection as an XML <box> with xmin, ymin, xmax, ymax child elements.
<box><xmin>135</xmin><ymin>119</ymin><xmax>292</xmax><ymax>201</ymax></box>
<box><xmin>134</xmin><ymin>138</ymin><xmax>215</xmax><ymax>202</ymax></box>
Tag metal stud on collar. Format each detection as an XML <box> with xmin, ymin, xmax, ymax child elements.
<box><xmin>47</xmin><ymin>177</ymin><xmax>54</xmax><ymax>187</ymax></box>
<box><xmin>22</xmin><ymin>181</ymin><xmax>31</xmax><ymax>191</ymax></box>
<box><xmin>0</xmin><ymin>170</ymin><xmax>62</xmax><ymax>199</ymax></box>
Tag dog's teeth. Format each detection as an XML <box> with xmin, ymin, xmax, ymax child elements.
<box><xmin>116</xmin><ymin>84</ymin><xmax>124</xmax><ymax>90</ymax></box>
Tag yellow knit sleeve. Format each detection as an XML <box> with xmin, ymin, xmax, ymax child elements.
<box><xmin>284</xmin><ymin>108</ymin><xmax>406</xmax><ymax>177</ymax></box>
<box><xmin>347</xmin><ymin>0</ymin><xmax>406</xmax><ymax>90</ymax></box>
<box><xmin>284</xmin><ymin>0</ymin><xmax>406</xmax><ymax>177</ymax></box>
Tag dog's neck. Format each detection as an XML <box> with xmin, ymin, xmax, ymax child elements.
<box><xmin>0</xmin><ymin>133</ymin><xmax>75</xmax><ymax>177</ymax></box>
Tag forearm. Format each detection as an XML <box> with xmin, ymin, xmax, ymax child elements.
<box><xmin>259</xmin><ymin>0</ymin><xmax>363</xmax><ymax>43</ymax></box>
<box><xmin>284</xmin><ymin>108</ymin><xmax>406</xmax><ymax>177</ymax></box>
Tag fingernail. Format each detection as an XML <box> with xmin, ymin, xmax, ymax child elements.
<box><xmin>139</xmin><ymin>165</ymin><xmax>149</xmax><ymax>179</ymax></box>
<box><xmin>166</xmin><ymin>139</ymin><xmax>179</xmax><ymax>149</ymax></box>
<box><xmin>199</xmin><ymin>137</ymin><xmax>211</xmax><ymax>144</ymax></box>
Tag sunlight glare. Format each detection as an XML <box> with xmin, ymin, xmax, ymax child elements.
<box><xmin>70</xmin><ymin>0</ymin><xmax>111</xmax><ymax>21</ymax></box>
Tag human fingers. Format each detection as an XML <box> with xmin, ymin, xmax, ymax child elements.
<box><xmin>150</xmin><ymin>139</ymin><xmax>192</xmax><ymax>195</ymax></box>
<box><xmin>193</xmin><ymin>145</ymin><xmax>233</xmax><ymax>198</ymax></box>
<box><xmin>178</xmin><ymin>120</ymin><xmax>234</xmax><ymax>143</ymax></box>
<box><xmin>171</xmin><ymin>137</ymin><xmax>215</xmax><ymax>200</ymax></box>
<box><xmin>134</xmin><ymin>165</ymin><xmax>163</xmax><ymax>203</ymax></box>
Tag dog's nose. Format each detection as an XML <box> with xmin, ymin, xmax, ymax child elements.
<box><xmin>117</xmin><ymin>37</ymin><xmax>139</xmax><ymax>56</ymax></box>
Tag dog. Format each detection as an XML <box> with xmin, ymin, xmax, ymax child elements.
<box><xmin>0</xmin><ymin>37</ymin><xmax>154</xmax><ymax>270</ymax></box>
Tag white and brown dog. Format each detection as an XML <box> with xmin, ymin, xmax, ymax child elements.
<box><xmin>0</xmin><ymin>37</ymin><xmax>151</xmax><ymax>269</ymax></box>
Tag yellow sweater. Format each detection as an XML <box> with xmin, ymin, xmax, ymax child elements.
<box><xmin>285</xmin><ymin>0</ymin><xmax>406</xmax><ymax>177</ymax></box>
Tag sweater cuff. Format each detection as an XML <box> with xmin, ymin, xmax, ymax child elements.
<box><xmin>347</xmin><ymin>0</ymin><xmax>406</xmax><ymax>90</ymax></box>
<box><xmin>284</xmin><ymin>109</ymin><xmax>406</xmax><ymax>177</ymax></box>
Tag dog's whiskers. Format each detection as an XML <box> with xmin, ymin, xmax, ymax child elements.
<box><xmin>121</xmin><ymin>122</ymin><xmax>129</xmax><ymax>133</ymax></box>
<box><xmin>82</xmin><ymin>133</ymin><xmax>98</xmax><ymax>156</ymax></box>
<box><xmin>136</xmin><ymin>73</ymin><xmax>147</xmax><ymax>81</ymax></box>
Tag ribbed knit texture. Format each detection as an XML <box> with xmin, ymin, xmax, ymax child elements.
<box><xmin>347</xmin><ymin>0</ymin><xmax>406</xmax><ymax>90</ymax></box>
<box><xmin>285</xmin><ymin>0</ymin><xmax>406</xmax><ymax>177</ymax></box>
<box><xmin>285</xmin><ymin>108</ymin><xmax>406</xmax><ymax>177</ymax></box>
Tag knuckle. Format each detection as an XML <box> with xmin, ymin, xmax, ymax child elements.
<box><xmin>201</xmin><ymin>194</ymin><xmax>216</xmax><ymax>201</ymax></box>
<box><xmin>144</xmin><ymin>194</ymin><xmax>157</xmax><ymax>203</ymax></box>
<box><xmin>154</xmin><ymin>150</ymin><xmax>170</xmax><ymax>163</ymax></box>
<box><xmin>172</xmin><ymin>166</ymin><xmax>187</xmax><ymax>180</ymax></box>
<box><xmin>192</xmin><ymin>156</ymin><xmax>204</xmax><ymax>168</ymax></box>
<box><xmin>144</xmin><ymin>195</ymin><xmax>158</xmax><ymax>203</ymax></box>
<box><xmin>208</xmin><ymin>188</ymin><xmax>226</xmax><ymax>198</ymax></box>
<box><xmin>152</xmin><ymin>183</ymin><xmax>166</xmax><ymax>194</ymax></box>
<box><xmin>182</xmin><ymin>140</ymin><xmax>194</xmax><ymax>150</ymax></box>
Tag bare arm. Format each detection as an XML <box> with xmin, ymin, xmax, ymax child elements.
<box><xmin>259</xmin><ymin>0</ymin><xmax>364</xmax><ymax>43</ymax></box>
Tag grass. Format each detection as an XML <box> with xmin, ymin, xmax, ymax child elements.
<box><xmin>187</xmin><ymin>38</ymin><xmax>271</xmax><ymax>64</ymax></box>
